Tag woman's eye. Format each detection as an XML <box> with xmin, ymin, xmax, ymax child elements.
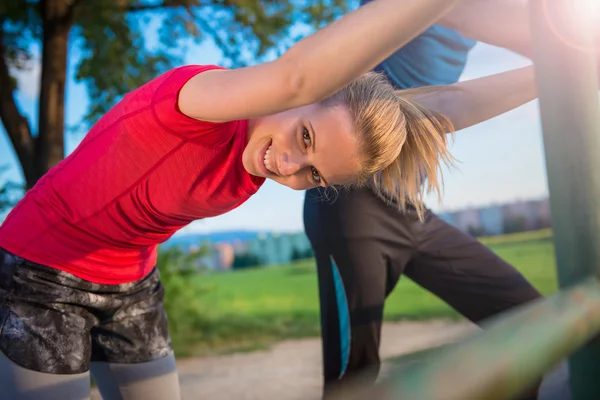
<box><xmin>311</xmin><ymin>167</ymin><xmax>321</xmax><ymax>183</ymax></box>
<box><xmin>302</xmin><ymin>127</ymin><xmax>311</xmax><ymax>147</ymax></box>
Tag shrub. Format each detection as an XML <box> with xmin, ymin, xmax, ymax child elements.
<box><xmin>156</xmin><ymin>246</ymin><xmax>213</xmax><ymax>354</ymax></box>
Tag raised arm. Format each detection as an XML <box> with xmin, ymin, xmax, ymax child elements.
<box><xmin>179</xmin><ymin>0</ymin><xmax>462</xmax><ymax>123</ymax></box>
<box><xmin>401</xmin><ymin>66</ymin><xmax>537</xmax><ymax>131</ymax></box>
<box><xmin>438</xmin><ymin>0</ymin><xmax>532</xmax><ymax>57</ymax></box>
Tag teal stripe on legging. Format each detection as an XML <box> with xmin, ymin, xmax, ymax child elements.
<box><xmin>330</xmin><ymin>255</ymin><xmax>350</xmax><ymax>379</ymax></box>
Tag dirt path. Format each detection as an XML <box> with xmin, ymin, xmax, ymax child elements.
<box><xmin>176</xmin><ymin>320</ymin><xmax>474</xmax><ymax>400</ymax></box>
<box><xmin>92</xmin><ymin>320</ymin><xmax>476</xmax><ymax>399</ymax></box>
<box><xmin>91</xmin><ymin>319</ymin><xmax>572</xmax><ymax>399</ymax></box>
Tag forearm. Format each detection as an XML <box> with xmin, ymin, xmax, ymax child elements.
<box><xmin>412</xmin><ymin>66</ymin><xmax>537</xmax><ymax>131</ymax></box>
<box><xmin>284</xmin><ymin>0</ymin><xmax>462</xmax><ymax>105</ymax></box>
<box><xmin>438</xmin><ymin>0</ymin><xmax>532</xmax><ymax>57</ymax></box>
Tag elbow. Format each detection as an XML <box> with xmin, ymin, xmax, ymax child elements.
<box><xmin>286</xmin><ymin>61</ymin><xmax>307</xmax><ymax>102</ymax></box>
<box><xmin>275</xmin><ymin>53</ymin><xmax>321</xmax><ymax>108</ymax></box>
<box><xmin>287</xmin><ymin>69</ymin><xmax>310</xmax><ymax>107</ymax></box>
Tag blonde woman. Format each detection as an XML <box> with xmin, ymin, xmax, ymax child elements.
<box><xmin>0</xmin><ymin>1</ymin><xmax>540</xmax><ymax>399</ymax></box>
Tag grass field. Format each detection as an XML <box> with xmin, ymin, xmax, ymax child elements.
<box><xmin>173</xmin><ymin>229</ymin><xmax>558</xmax><ymax>356</ymax></box>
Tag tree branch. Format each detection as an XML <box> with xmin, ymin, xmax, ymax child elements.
<box><xmin>0</xmin><ymin>29</ymin><xmax>36</xmax><ymax>187</ymax></box>
<box><xmin>65</xmin><ymin>0</ymin><xmax>85</xmax><ymax>24</ymax></box>
<box><xmin>124</xmin><ymin>1</ymin><xmax>212</xmax><ymax>13</ymax></box>
<box><xmin>193</xmin><ymin>11</ymin><xmax>241</xmax><ymax>62</ymax></box>
<box><xmin>126</xmin><ymin>3</ymin><xmax>179</xmax><ymax>12</ymax></box>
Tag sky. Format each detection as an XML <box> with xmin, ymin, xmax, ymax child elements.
<box><xmin>0</xmin><ymin>21</ymin><xmax>550</xmax><ymax>235</ymax></box>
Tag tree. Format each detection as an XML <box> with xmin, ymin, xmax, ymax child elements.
<box><xmin>302</xmin><ymin>246</ymin><xmax>314</xmax><ymax>259</ymax></box>
<box><xmin>0</xmin><ymin>165</ymin><xmax>22</xmax><ymax>212</ymax></box>
<box><xmin>232</xmin><ymin>252</ymin><xmax>261</xmax><ymax>269</ymax></box>
<box><xmin>290</xmin><ymin>246</ymin><xmax>314</xmax><ymax>261</ymax></box>
<box><xmin>290</xmin><ymin>247</ymin><xmax>303</xmax><ymax>261</ymax></box>
<box><xmin>155</xmin><ymin>246</ymin><xmax>212</xmax><ymax>340</ymax></box>
<box><xmin>467</xmin><ymin>225</ymin><xmax>487</xmax><ymax>238</ymax></box>
<box><xmin>502</xmin><ymin>216</ymin><xmax>527</xmax><ymax>234</ymax></box>
<box><xmin>1</xmin><ymin>0</ymin><xmax>350</xmax><ymax>189</ymax></box>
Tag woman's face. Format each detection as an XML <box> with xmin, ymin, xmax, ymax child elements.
<box><xmin>243</xmin><ymin>103</ymin><xmax>361</xmax><ymax>190</ymax></box>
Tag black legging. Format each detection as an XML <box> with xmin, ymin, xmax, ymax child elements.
<box><xmin>303</xmin><ymin>186</ymin><xmax>542</xmax><ymax>399</ymax></box>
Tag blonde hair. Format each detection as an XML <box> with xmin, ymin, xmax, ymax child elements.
<box><xmin>322</xmin><ymin>72</ymin><xmax>456</xmax><ymax>219</ymax></box>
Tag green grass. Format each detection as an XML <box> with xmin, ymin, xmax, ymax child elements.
<box><xmin>174</xmin><ymin>229</ymin><xmax>559</xmax><ymax>357</ymax></box>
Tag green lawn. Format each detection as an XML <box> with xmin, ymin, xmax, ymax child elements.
<box><xmin>174</xmin><ymin>229</ymin><xmax>558</xmax><ymax>356</ymax></box>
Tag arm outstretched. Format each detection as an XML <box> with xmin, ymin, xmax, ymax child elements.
<box><xmin>179</xmin><ymin>0</ymin><xmax>462</xmax><ymax>123</ymax></box>
<box><xmin>400</xmin><ymin>66</ymin><xmax>537</xmax><ymax>132</ymax></box>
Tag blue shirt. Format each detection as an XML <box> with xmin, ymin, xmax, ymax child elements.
<box><xmin>376</xmin><ymin>25</ymin><xmax>475</xmax><ymax>89</ymax></box>
<box><xmin>360</xmin><ymin>0</ymin><xmax>476</xmax><ymax>88</ymax></box>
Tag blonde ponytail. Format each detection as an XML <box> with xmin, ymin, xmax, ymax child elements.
<box><xmin>371</xmin><ymin>90</ymin><xmax>455</xmax><ymax>219</ymax></box>
<box><xmin>324</xmin><ymin>73</ymin><xmax>456</xmax><ymax>220</ymax></box>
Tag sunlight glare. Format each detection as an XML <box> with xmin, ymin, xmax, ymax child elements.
<box><xmin>575</xmin><ymin>0</ymin><xmax>600</xmax><ymax>26</ymax></box>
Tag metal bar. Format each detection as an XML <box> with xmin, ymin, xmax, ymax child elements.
<box><xmin>529</xmin><ymin>0</ymin><xmax>600</xmax><ymax>397</ymax></box>
<box><xmin>332</xmin><ymin>277</ymin><xmax>600</xmax><ymax>400</ymax></box>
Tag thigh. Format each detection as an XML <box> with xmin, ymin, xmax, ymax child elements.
<box><xmin>0</xmin><ymin>349</ymin><xmax>91</xmax><ymax>400</ymax></box>
<box><xmin>406</xmin><ymin>213</ymin><xmax>542</xmax><ymax>323</ymax></box>
<box><xmin>90</xmin><ymin>353</ymin><xmax>179</xmax><ymax>400</ymax></box>
<box><xmin>0</xmin><ymin>249</ymin><xmax>95</xmax><ymax>375</ymax></box>
<box><xmin>304</xmin><ymin>186</ymin><xmax>416</xmax><ymax>243</ymax></box>
<box><xmin>91</xmin><ymin>269</ymin><xmax>172</xmax><ymax>365</ymax></box>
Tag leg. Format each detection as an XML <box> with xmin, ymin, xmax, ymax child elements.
<box><xmin>312</xmin><ymin>238</ymin><xmax>389</xmax><ymax>396</ymax></box>
<box><xmin>304</xmin><ymin>188</ymin><xmax>412</xmax><ymax>398</ymax></box>
<box><xmin>0</xmin><ymin>249</ymin><xmax>95</xmax><ymax>399</ymax></box>
<box><xmin>90</xmin><ymin>353</ymin><xmax>178</xmax><ymax>400</ymax></box>
<box><xmin>405</xmin><ymin>211</ymin><xmax>542</xmax><ymax>323</ymax></box>
<box><xmin>405</xmin><ymin>212</ymin><xmax>544</xmax><ymax>399</ymax></box>
<box><xmin>90</xmin><ymin>268</ymin><xmax>180</xmax><ymax>400</ymax></box>
<box><xmin>0</xmin><ymin>350</ymin><xmax>91</xmax><ymax>400</ymax></box>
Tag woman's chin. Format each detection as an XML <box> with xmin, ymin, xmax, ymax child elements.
<box><xmin>266</xmin><ymin>176</ymin><xmax>284</xmax><ymax>186</ymax></box>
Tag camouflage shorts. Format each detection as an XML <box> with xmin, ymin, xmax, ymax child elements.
<box><xmin>0</xmin><ymin>248</ymin><xmax>173</xmax><ymax>374</ymax></box>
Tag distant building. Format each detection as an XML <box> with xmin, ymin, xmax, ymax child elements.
<box><xmin>478</xmin><ymin>205</ymin><xmax>503</xmax><ymax>236</ymax></box>
<box><xmin>501</xmin><ymin>198</ymin><xmax>551</xmax><ymax>232</ymax></box>
<box><xmin>435</xmin><ymin>197</ymin><xmax>550</xmax><ymax>237</ymax></box>
<box><xmin>438</xmin><ymin>212</ymin><xmax>454</xmax><ymax>226</ymax></box>
<box><xmin>211</xmin><ymin>243</ymin><xmax>235</xmax><ymax>270</ymax></box>
<box><xmin>231</xmin><ymin>239</ymin><xmax>249</xmax><ymax>254</ymax></box>
<box><xmin>291</xmin><ymin>233</ymin><xmax>312</xmax><ymax>257</ymax></box>
<box><xmin>274</xmin><ymin>233</ymin><xmax>293</xmax><ymax>264</ymax></box>
<box><xmin>171</xmin><ymin>196</ymin><xmax>553</xmax><ymax>271</ymax></box>
<box><xmin>452</xmin><ymin>208</ymin><xmax>481</xmax><ymax>233</ymax></box>
<box><xmin>245</xmin><ymin>232</ymin><xmax>313</xmax><ymax>266</ymax></box>
<box><xmin>537</xmin><ymin>199</ymin><xmax>552</xmax><ymax>228</ymax></box>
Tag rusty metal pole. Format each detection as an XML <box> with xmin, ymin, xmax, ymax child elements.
<box><xmin>329</xmin><ymin>278</ymin><xmax>600</xmax><ymax>400</ymax></box>
<box><xmin>529</xmin><ymin>0</ymin><xmax>600</xmax><ymax>397</ymax></box>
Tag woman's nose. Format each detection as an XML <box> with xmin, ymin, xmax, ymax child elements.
<box><xmin>278</xmin><ymin>152</ymin><xmax>305</xmax><ymax>177</ymax></box>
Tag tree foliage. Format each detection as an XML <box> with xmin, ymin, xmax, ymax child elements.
<box><xmin>232</xmin><ymin>251</ymin><xmax>262</xmax><ymax>269</ymax></box>
<box><xmin>154</xmin><ymin>245</ymin><xmax>213</xmax><ymax>352</ymax></box>
<box><xmin>0</xmin><ymin>165</ymin><xmax>22</xmax><ymax>212</ymax></box>
<box><xmin>0</xmin><ymin>0</ymin><xmax>351</xmax><ymax>189</ymax></box>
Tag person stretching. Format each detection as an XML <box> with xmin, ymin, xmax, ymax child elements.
<box><xmin>304</xmin><ymin>1</ymin><xmax>557</xmax><ymax>399</ymax></box>
<box><xmin>0</xmin><ymin>1</ymin><xmax>541</xmax><ymax>398</ymax></box>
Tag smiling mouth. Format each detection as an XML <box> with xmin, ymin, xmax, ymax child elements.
<box><xmin>259</xmin><ymin>140</ymin><xmax>277</xmax><ymax>176</ymax></box>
